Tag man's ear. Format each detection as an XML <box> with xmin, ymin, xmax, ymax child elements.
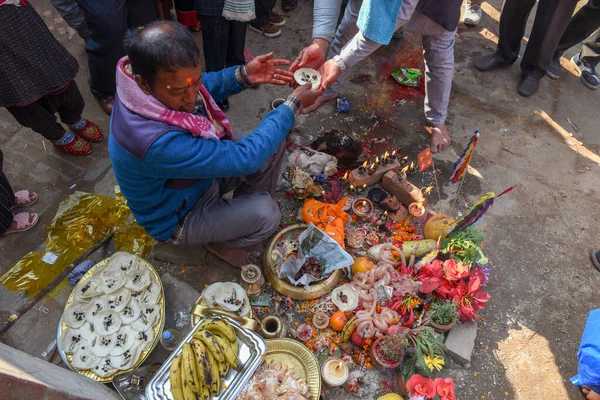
<box><xmin>134</xmin><ymin>75</ymin><xmax>152</xmax><ymax>95</ymax></box>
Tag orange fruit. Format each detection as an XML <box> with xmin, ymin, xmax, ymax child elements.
<box><xmin>351</xmin><ymin>257</ymin><xmax>374</xmax><ymax>275</ymax></box>
<box><xmin>330</xmin><ymin>311</ymin><xmax>347</xmax><ymax>331</ymax></box>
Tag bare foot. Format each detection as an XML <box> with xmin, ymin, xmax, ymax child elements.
<box><xmin>302</xmin><ymin>92</ymin><xmax>337</xmax><ymax>113</ymax></box>
<box><xmin>206</xmin><ymin>244</ymin><xmax>258</xmax><ymax>268</ymax></box>
<box><xmin>430</xmin><ymin>124</ymin><xmax>451</xmax><ymax>153</ymax></box>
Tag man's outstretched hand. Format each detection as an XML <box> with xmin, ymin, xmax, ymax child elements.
<box><xmin>318</xmin><ymin>58</ymin><xmax>343</xmax><ymax>91</ymax></box>
<box><xmin>290</xmin><ymin>38</ymin><xmax>329</xmax><ymax>72</ymax></box>
<box><xmin>245</xmin><ymin>52</ymin><xmax>294</xmax><ymax>85</ymax></box>
<box><xmin>292</xmin><ymin>83</ymin><xmax>324</xmax><ymax>111</ymax></box>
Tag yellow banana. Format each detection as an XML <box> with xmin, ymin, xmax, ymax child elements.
<box><xmin>190</xmin><ymin>339</ymin><xmax>213</xmax><ymax>398</ymax></box>
<box><xmin>194</xmin><ymin>330</ymin><xmax>226</xmax><ymax>363</ymax></box>
<box><xmin>169</xmin><ymin>355</ymin><xmax>184</xmax><ymax>400</ymax></box>
<box><xmin>211</xmin><ymin>332</ymin><xmax>239</xmax><ymax>369</ymax></box>
<box><xmin>199</xmin><ymin>319</ymin><xmax>237</xmax><ymax>342</ymax></box>
<box><xmin>204</xmin><ymin>342</ymin><xmax>221</xmax><ymax>395</ymax></box>
<box><xmin>181</xmin><ymin>343</ymin><xmax>200</xmax><ymax>394</ymax></box>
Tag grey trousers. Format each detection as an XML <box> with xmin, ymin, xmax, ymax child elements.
<box><xmin>326</xmin><ymin>0</ymin><xmax>455</xmax><ymax>126</ymax></box>
<box><xmin>176</xmin><ymin>141</ymin><xmax>285</xmax><ymax>249</ymax></box>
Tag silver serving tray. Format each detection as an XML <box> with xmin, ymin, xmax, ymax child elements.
<box><xmin>145</xmin><ymin>315</ymin><xmax>266</xmax><ymax>400</ymax></box>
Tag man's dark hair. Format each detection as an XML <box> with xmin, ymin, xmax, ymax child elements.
<box><xmin>124</xmin><ymin>20</ymin><xmax>200</xmax><ymax>88</ymax></box>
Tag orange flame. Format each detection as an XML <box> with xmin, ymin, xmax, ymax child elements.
<box><xmin>343</xmin><ymin>171</ymin><xmax>348</xmax><ymax>179</ymax></box>
<box><xmin>392</xmin><ymin>150</ymin><xmax>397</xmax><ymax>156</ymax></box>
<box><xmin>375</xmin><ymin>156</ymin><xmax>380</xmax><ymax>164</ymax></box>
<box><xmin>422</xmin><ymin>186</ymin><xmax>433</xmax><ymax>195</ymax></box>
<box><xmin>401</xmin><ymin>165</ymin><xmax>409</xmax><ymax>174</ymax></box>
<box><xmin>384</xmin><ymin>151</ymin><xmax>389</xmax><ymax>159</ymax></box>
<box><xmin>369</xmin><ymin>163</ymin><xmax>376</xmax><ymax>170</ymax></box>
<box><xmin>361</xmin><ymin>161</ymin><xmax>368</xmax><ymax>168</ymax></box>
<box><xmin>409</xmin><ymin>161</ymin><xmax>415</xmax><ymax>169</ymax></box>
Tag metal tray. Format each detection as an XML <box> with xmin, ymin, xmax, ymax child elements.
<box><xmin>145</xmin><ymin>314</ymin><xmax>266</xmax><ymax>400</ymax></box>
<box><xmin>57</xmin><ymin>257</ymin><xmax>165</xmax><ymax>383</ymax></box>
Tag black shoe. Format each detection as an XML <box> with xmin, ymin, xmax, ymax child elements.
<box><xmin>518</xmin><ymin>76</ymin><xmax>541</xmax><ymax>97</ymax></box>
<box><xmin>474</xmin><ymin>53</ymin><xmax>512</xmax><ymax>72</ymax></box>
<box><xmin>282</xmin><ymin>0</ymin><xmax>297</xmax><ymax>11</ymax></box>
<box><xmin>216</xmin><ymin>98</ymin><xmax>229</xmax><ymax>111</ymax></box>
<box><xmin>546</xmin><ymin>58</ymin><xmax>561</xmax><ymax>80</ymax></box>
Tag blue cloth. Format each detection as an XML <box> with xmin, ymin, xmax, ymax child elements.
<box><xmin>356</xmin><ymin>0</ymin><xmax>403</xmax><ymax>45</ymax></box>
<box><xmin>68</xmin><ymin>260</ymin><xmax>95</xmax><ymax>286</ymax></box>
<box><xmin>109</xmin><ymin>66</ymin><xmax>295</xmax><ymax>242</ymax></box>
<box><xmin>571</xmin><ymin>308</ymin><xmax>600</xmax><ymax>393</ymax></box>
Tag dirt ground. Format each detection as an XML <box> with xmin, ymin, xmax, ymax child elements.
<box><xmin>1</xmin><ymin>0</ymin><xmax>599</xmax><ymax>399</ymax></box>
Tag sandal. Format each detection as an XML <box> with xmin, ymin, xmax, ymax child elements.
<box><xmin>590</xmin><ymin>248</ymin><xmax>600</xmax><ymax>273</ymax></box>
<box><xmin>2</xmin><ymin>212</ymin><xmax>39</xmax><ymax>235</ymax></box>
<box><xmin>10</xmin><ymin>190</ymin><xmax>37</xmax><ymax>210</ymax></box>
<box><xmin>54</xmin><ymin>135</ymin><xmax>92</xmax><ymax>156</ymax></box>
<box><xmin>71</xmin><ymin>120</ymin><xmax>103</xmax><ymax>143</ymax></box>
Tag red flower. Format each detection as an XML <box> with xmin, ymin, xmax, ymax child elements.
<box><xmin>443</xmin><ymin>259</ymin><xmax>469</xmax><ymax>281</ymax></box>
<box><xmin>417</xmin><ymin>259</ymin><xmax>443</xmax><ymax>293</ymax></box>
<box><xmin>450</xmin><ymin>267</ymin><xmax>491</xmax><ymax>322</ymax></box>
<box><xmin>434</xmin><ymin>378</ymin><xmax>456</xmax><ymax>400</ymax></box>
<box><xmin>406</xmin><ymin>374</ymin><xmax>436</xmax><ymax>399</ymax></box>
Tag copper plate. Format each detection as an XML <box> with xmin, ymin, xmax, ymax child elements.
<box><xmin>57</xmin><ymin>257</ymin><xmax>165</xmax><ymax>383</ymax></box>
<box><xmin>263</xmin><ymin>224</ymin><xmax>343</xmax><ymax>300</ymax></box>
<box><xmin>264</xmin><ymin>338</ymin><xmax>321</xmax><ymax>400</ymax></box>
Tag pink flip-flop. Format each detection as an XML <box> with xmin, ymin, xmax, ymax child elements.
<box><xmin>2</xmin><ymin>212</ymin><xmax>39</xmax><ymax>235</ymax></box>
<box><xmin>10</xmin><ymin>190</ymin><xmax>37</xmax><ymax>210</ymax></box>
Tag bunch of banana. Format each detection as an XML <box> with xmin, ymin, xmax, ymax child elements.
<box><xmin>341</xmin><ymin>316</ymin><xmax>358</xmax><ymax>342</ymax></box>
<box><xmin>169</xmin><ymin>318</ymin><xmax>239</xmax><ymax>400</ymax></box>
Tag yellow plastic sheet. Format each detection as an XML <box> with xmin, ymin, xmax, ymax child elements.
<box><xmin>1</xmin><ymin>189</ymin><xmax>154</xmax><ymax>296</ymax></box>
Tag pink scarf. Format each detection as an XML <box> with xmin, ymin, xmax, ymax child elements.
<box><xmin>115</xmin><ymin>56</ymin><xmax>232</xmax><ymax>140</ymax></box>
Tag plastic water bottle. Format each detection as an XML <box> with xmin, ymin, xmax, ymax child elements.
<box><xmin>160</xmin><ymin>329</ymin><xmax>180</xmax><ymax>351</ymax></box>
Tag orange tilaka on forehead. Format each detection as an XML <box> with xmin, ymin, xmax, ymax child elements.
<box><xmin>186</xmin><ymin>77</ymin><xmax>193</xmax><ymax>86</ymax></box>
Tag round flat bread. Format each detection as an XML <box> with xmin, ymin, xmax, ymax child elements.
<box><xmin>139</xmin><ymin>282</ymin><xmax>161</xmax><ymax>305</ymax></box>
<box><xmin>294</xmin><ymin>68</ymin><xmax>322</xmax><ymax>90</ymax></box>
<box><xmin>85</xmin><ymin>297</ymin><xmax>108</xmax><ymax>324</ymax></box>
<box><xmin>73</xmin><ymin>289</ymin><xmax>91</xmax><ymax>304</ymax></box>
<box><xmin>93</xmin><ymin>357</ymin><xmax>118</xmax><ymax>377</ymax></box>
<box><xmin>125</xmin><ymin>269</ymin><xmax>151</xmax><ymax>292</ymax></box>
<box><xmin>72</xmin><ymin>344</ymin><xmax>101</xmax><ymax>370</ymax></box>
<box><xmin>75</xmin><ymin>277</ymin><xmax>103</xmax><ymax>299</ymax></box>
<box><xmin>59</xmin><ymin>328</ymin><xmax>86</xmax><ymax>354</ymax></box>
<box><xmin>107</xmin><ymin>252</ymin><xmax>139</xmax><ymax>274</ymax></box>
<box><xmin>106</xmin><ymin>288</ymin><xmax>131</xmax><ymax>312</ymax></box>
<box><xmin>110</xmin><ymin>326</ymin><xmax>136</xmax><ymax>356</ymax></box>
<box><xmin>63</xmin><ymin>303</ymin><xmax>87</xmax><ymax>329</ymax></box>
<box><xmin>131</xmin><ymin>303</ymin><xmax>158</xmax><ymax>332</ymax></box>
<box><xmin>94</xmin><ymin>310</ymin><xmax>122</xmax><ymax>336</ymax></box>
<box><xmin>100</xmin><ymin>270</ymin><xmax>126</xmax><ymax>294</ymax></box>
<box><xmin>110</xmin><ymin>343</ymin><xmax>141</xmax><ymax>370</ymax></box>
<box><xmin>134</xmin><ymin>327</ymin><xmax>154</xmax><ymax>351</ymax></box>
<box><xmin>77</xmin><ymin>321</ymin><xmax>95</xmax><ymax>339</ymax></box>
<box><xmin>119</xmin><ymin>298</ymin><xmax>141</xmax><ymax>325</ymax></box>
<box><xmin>91</xmin><ymin>333</ymin><xmax>118</xmax><ymax>357</ymax></box>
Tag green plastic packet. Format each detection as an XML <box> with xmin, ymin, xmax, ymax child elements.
<box><xmin>391</xmin><ymin>67</ymin><xmax>422</xmax><ymax>87</ymax></box>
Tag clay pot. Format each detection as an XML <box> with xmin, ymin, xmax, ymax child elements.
<box><xmin>429</xmin><ymin>319</ymin><xmax>456</xmax><ymax>333</ymax></box>
<box><xmin>369</xmin><ymin>337</ymin><xmax>403</xmax><ymax>369</ymax></box>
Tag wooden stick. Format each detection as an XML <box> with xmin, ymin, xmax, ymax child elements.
<box><xmin>451</xmin><ymin>169</ymin><xmax>468</xmax><ymax>215</ymax></box>
<box><xmin>0</xmin><ymin>235</ymin><xmax>112</xmax><ymax>335</ymax></box>
<box><xmin>431</xmin><ymin>158</ymin><xmax>443</xmax><ymax>215</ymax></box>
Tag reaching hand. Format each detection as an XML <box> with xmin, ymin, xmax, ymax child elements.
<box><xmin>290</xmin><ymin>38</ymin><xmax>329</xmax><ymax>72</ymax></box>
<box><xmin>292</xmin><ymin>83</ymin><xmax>324</xmax><ymax>111</ymax></box>
<box><xmin>245</xmin><ymin>52</ymin><xmax>294</xmax><ymax>86</ymax></box>
<box><xmin>318</xmin><ymin>59</ymin><xmax>343</xmax><ymax>91</ymax></box>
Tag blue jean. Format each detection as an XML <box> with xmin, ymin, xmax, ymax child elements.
<box><xmin>74</xmin><ymin>0</ymin><xmax>157</xmax><ymax>99</ymax></box>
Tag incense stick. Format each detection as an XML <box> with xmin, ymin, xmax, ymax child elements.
<box><xmin>431</xmin><ymin>158</ymin><xmax>443</xmax><ymax>215</ymax></box>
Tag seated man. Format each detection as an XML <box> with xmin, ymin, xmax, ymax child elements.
<box><xmin>109</xmin><ymin>21</ymin><xmax>321</xmax><ymax>266</ymax></box>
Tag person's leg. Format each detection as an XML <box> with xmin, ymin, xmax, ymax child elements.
<box><xmin>74</xmin><ymin>0</ymin><xmax>127</xmax><ymax>110</ymax></box>
<box><xmin>581</xmin><ymin>28</ymin><xmax>600</xmax><ymax>68</ymax></box>
<box><xmin>54</xmin><ymin>82</ymin><xmax>104</xmax><ymax>143</ymax></box>
<box><xmin>474</xmin><ymin>0</ymin><xmax>536</xmax><ymax>71</ymax></box>
<box><xmin>49</xmin><ymin>0</ymin><xmax>89</xmax><ymax>40</ymax></box>
<box><xmin>0</xmin><ymin>151</ymin><xmax>15</xmax><ymax>235</ymax></box>
<box><xmin>6</xmin><ymin>93</ymin><xmax>93</xmax><ymax>155</ymax></box>
<box><xmin>520</xmin><ymin>0</ymin><xmax>579</xmax><ymax>79</ymax></box>
<box><xmin>554</xmin><ymin>0</ymin><xmax>600</xmax><ymax>60</ymax></box>
<box><xmin>125</xmin><ymin>0</ymin><xmax>158</xmax><ymax>27</ymax></box>
<box><xmin>174</xmin><ymin>0</ymin><xmax>200</xmax><ymax>30</ymax></box>
<box><xmin>250</xmin><ymin>0</ymin><xmax>281</xmax><ymax>37</ymax></box>
<box><xmin>225</xmin><ymin>20</ymin><xmax>247</xmax><ymax>68</ymax></box>
<box><xmin>198</xmin><ymin>15</ymin><xmax>228</xmax><ymax>72</ymax></box>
